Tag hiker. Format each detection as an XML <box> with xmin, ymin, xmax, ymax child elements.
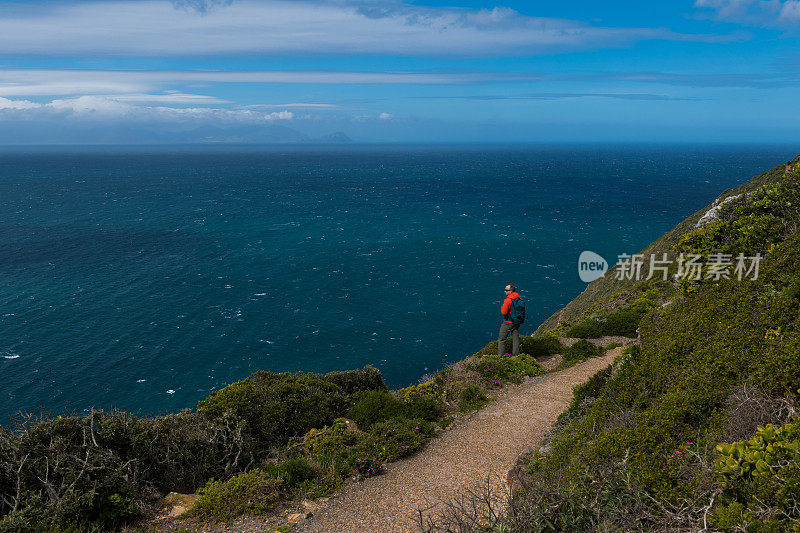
<box><xmin>498</xmin><ymin>284</ymin><xmax>525</xmax><ymax>357</ymax></box>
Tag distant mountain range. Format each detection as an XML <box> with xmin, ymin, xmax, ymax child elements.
<box><xmin>0</xmin><ymin>121</ymin><xmax>352</xmax><ymax>145</ymax></box>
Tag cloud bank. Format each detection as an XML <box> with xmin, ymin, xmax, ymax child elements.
<box><xmin>0</xmin><ymin>0</ymin><xmax>732</xmax><ymax>57</ymax></box>
<box><xmin>694</xmin><ymin>0</ymin><xmax>800</xmax><ymax>27</ymax></box>
<box><xmin>0</xmin><ymin>94</ymin><xmax>295</xmax><ymax>124</ymax></box>
<box><xmin>0</xmin><ymin>69</ymin><xmax>522</xmax><ymax>100</ymax></box>
<box><xmin>4</xmin><ymin>67</ymin><xmax>796</xmax><ymax>104</ymax></box>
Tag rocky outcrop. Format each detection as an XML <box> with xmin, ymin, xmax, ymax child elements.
<box><xmin>695</xmin><ymin>193</ymin><xmax>742</xmax><ymax>229</ymax></box>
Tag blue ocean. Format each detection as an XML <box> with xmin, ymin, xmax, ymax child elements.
<box><xmin>0</xmin><ymin>144</ymin><xmax>794</xmax><ymax>422</ymax></box>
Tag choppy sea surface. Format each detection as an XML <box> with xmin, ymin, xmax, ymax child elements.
<box><xmin>0</xmin><ymin>144</ymin><xmax>794</xmax><ymax>421</ymax></box>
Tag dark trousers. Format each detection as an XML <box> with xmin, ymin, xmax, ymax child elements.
<box><xmin>498</xmin><ymin>322</ymin><xmax>520</xmax><ymax>356</ymax></box>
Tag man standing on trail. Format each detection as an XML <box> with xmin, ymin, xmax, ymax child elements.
<box><xmin>499</xmin><ymin>284</ymin><xmax>525</xmax><ymax>357</ymax></box>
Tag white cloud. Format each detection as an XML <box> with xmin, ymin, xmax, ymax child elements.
<box><xmin>694</xmin><ymin>0</ymin><xmax>800</xmax><ymax>26</ymax></box>
<box><xmin>0</xmin><ymin>94</ymin><xmax>295</xmax><ymax>124</ymax></box>
<box><xmin>246</xmin><ymin>103</ymin><xmax>338</xmax><ymax>109</ymax></box>
<box><xmin>0</xmin><ymin>97</ymin><xmax>39</xmax><ymax>110</ymax></box>
<box><xmin>378</xmin><ymin>112</ymin><xmax>393</xmax><ymax>120</ymax></box>
<box><xmin>0</xmin><ymin>69</ymin><xmax>510</xmax><ymax>99</ymax></box>
<box><xmin>0</xmin><ymin>0</ymin><xmax>731</xmax><ymax>58</ymax></box>
<box><xmin>0</xmin><ymin>80</ymin><xmax>150</xmax><ymax>97</ymax></box>
<box><xmin>264</xmin><ymin>111</ymin><xmax>293</xmax><ymax>121</ymax></box>
<box><xmin>47</xmin><ymin>95</ymin><xmax>136</xmax><ymax>115</ymax></box>
<box><xmin>131</xmin><ymin>105</ymin><xmax>293</xmax><ymax>122</ymax></box>
<box><xmin>111</xmin><ymin>93</ymin><xmax>229</xmax><ymax>104</ymax></box>
<box><xmin>780</xmin><ymin>1</ymin><xmax>800</xmax><ymax>21</ymax></box>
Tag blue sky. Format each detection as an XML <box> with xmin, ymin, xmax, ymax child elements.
<box><xmin>1</xmin><ymin>0</ymin><xmax>799</xmax><ymax>143</ymax></box>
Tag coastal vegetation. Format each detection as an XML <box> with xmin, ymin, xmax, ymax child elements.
<box><xmin>0</xmin><ymin>334</ymin><xmax>559</xmax><ymax>530</ymax></box>
<box><xmin>423</xmin><ymin>156</ymin><xmax>800</xmax><ymax>531</ymax></box>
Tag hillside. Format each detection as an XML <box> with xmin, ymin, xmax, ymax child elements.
<box><xmin>535</xmin><ymin>159</ymin><xmax>793</xmax><ymax>335</ymax></box>
<box><xmin>444</xmin><ymin>153</ymin><xmax>800</xmax><ymax>532</ymax></box>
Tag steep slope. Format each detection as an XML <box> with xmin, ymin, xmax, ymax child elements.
<box><xmin>535</xmin><ymin>161</ymin><xmax>790</xmax><ymax>335</ymax></box>
<box><xmin>490</xmin><ymin>155</ymin><xmax>800</xmax><ymax>532</ymax></box>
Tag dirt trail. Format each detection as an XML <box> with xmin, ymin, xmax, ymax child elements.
<box><xmin>297</xmin><ymin>347</ymin><xmax>624</xmax><ymax>533</ymax></box>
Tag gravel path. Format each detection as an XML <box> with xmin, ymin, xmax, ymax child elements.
<box><xmin>297</xmin><ymin>348</ymin><xmax>624</xmax><ymax>533</ymax></box>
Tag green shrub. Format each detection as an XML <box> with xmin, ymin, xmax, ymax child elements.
<box><xmin>710</xmin><ymin>421</ymin><xmax>800</xmax><ymax>531</ymax></box>
<box><xmin>197</xmin><ymin>371</ymin><xmax>347</xmax><ymax>446</ymax></box>
<box><xmin>303</xmin><ymin>419</ymin><xmax>359</xmax><ymax>457</ymax></box>
<box><xmin>566</xmin><ymin>300</ymin><xmax>652</xmax><ymax>338</ymax></box>
<box><xmin>469</xmin><ymin>354</ymin><xmax>544</xmax><ymax>382</ymax></box>
<box><xmin>346</xmin><ymin>388</ymin><xmax>443</xmax><ymax>430</ymax></box>
<box><xmin>499</xmin><ymin>457</ymin><xmax>666</xmax><ymax>532</ymax></box>
<box><xmin>346</xmin><ymin>390</ymin><xmax>405</xmax><ymax>430</ymax></box>
<box><xmin>565</xmin><ymin>364</ymin><xmax>614</xmax><ymax>418</ymax></box>
<box><xmin>558</xmin><ymin>339</ymin><xmax>605</xmax><ymax>369</ymax></box>
<box><xmin>350</xmin><ymin>454</ymin><xmax>384</xmax><ymax>479</ymax></box>
<box><xmin>470</xmin><ymin>355</ymin><xmax>509</xmax><ymax>381</ymax></box>
<box><xmin>263</xmin><ymin>457</ymin><xmax>316</xmax><ymax>488</ymax></box>
<box><xmin>403</xmin><ymin>395</ymin><xmax>444</xmax><ymax>423</ymax></box>
<box><xmin>322</xmin><ymin>365</ymin><xmax>387</xmax><ymax>396</ymax></box>
<box><xmin>190</xmin><ymin>469</ymin><xmax>283</xmax><ymax>523</ymax></box>
<box><xmin>458</xmin><ymin>384</ymin><xmax>488</xmax><ymax>413</ymax></box>
<box><xmin>300</xmin><ymin>456</ymin><xmax>349</xmax><ymax>497</ymax></box>
<box><xmin>126</xmin><ymin>410</ymin><xmax>252</xmax><ymax>492</ymax></box>
<box><xmin>398</xmin><ymin>381</ymin><xmax>446</xmax><ymax>422</ymax></box>
<box><xmin>521</xmin><ymin>335</ymin><xmax>565</xmax><ymax>357</ymax></box>
<box><xmin>0</xmin><ymin>409</ymin><xmax>251</xmax><ymax>530</ymax></box>
<box><xmin>0</xmin><ymin>489</ymin><xmax>138</xmax><ymax>533</ymax></box>
<box><xmin>355</xmin><ymin>419</ymin><xmax>435</xmax><ymax>462</ymax></box>
<box><xmin>398</xmin><ymin>380</ymin><xmax>446</xmax><ymax>404</ymax></box>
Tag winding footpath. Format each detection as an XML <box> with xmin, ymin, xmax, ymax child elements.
<box><xmin>297</xmin><ymin>346</ymin><xmax>625</xmax><ymax>533</ymax></box>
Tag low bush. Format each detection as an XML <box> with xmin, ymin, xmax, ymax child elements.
<box><xmin>403</xmin><ymin>395</ymin><xmax>445</xmax><ymax>423</ymax></box>
<box><xmin>263</xmin><ymin>457</ymin><xmax>316</xmax><ymax>488</ymax></box>
<box><xmin>322</xmin><ymin>365</ymin><xmax>387</xmax><ymax>396</ymax></box>
<box><xmin>0</xmin><ymin>488</ymin><xmax>140</xmax><ymax>533</ymax></box>
<box><xmin>399</xmin><ymin>380</ymin><xmax>446</xmax><ymax>405</ymax></box>
<box><xmin>711</xmin><ymin>421</ymin><xmax>800</xmax><ymax>531</ymax></box>
<box><xmin>557</xmin><ymin>340</ymin><xmax>604</xmax><ymax>370</ymax></box>
<box><xmin>0</xmin><ymin>409</ymin><xmax>250</xmax><ymax>530</ymax></box>
<box><xmin>347</xmin><ymin>387</ymin><xmax>444</xmax><ymax>431</ymax></box>
<box><xmin>303</xmin><ymin>418</ymin><xmax>359</xmax><ymax>457</ymax></box>
<box><xmin>346</xmin><ymin>390</ymin><xmax>405</xmax><ymax>430</ymax></box>
<box><xmin>519</xmin><ymin>335</ymin><xmax>564</xmax><ymax>357</ymax></box>
<box><xmin>197</xmin><ymin>371</ymin><xmax>347</xmax><ymax>447</ymax></box>
<box><xmin>458</xmin><ymin>385</ymin><xmax>488</xmax><ymax>413</ymax></box>
<box><xmin>299</xmin><ymin>456</ymin><xmax>350</xmax><ymax>497</ymax></box>
<box><xmin>469</xmin><ymin>354</ymin><xmax>544</xmax><ymax>382</ymax></box>
<box><xmin>190</xmin><ymin>469</ymin><xmax>283</xmax><ymax>523</ymax></box>
<box><xmin>398</xmin><ymin>381</ymin><xmax>447</xmax><ymax>422</ymax></box>
<box><xmin>565</xmin><ymin>299</ymin><xmax>652</xmax><ymax>338</ymax></box>
<box><xmin>350</xmin><ymin>455</ymin><xmax>384</xmax><ymax>479</ymax></box>
<box><xmin>564</xmin><ymin>364</ymin><xmax>614</xmax><ymax>419</ymax></box>
<box><xmin>431</xmin><ymin>361</ymin><xmax>484</xmax><ymax>403</ymax></box>
<box><xmin>356</xmin><ymin>419</ymin><xmax>435</xmax><ymax>463</ymax></box>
